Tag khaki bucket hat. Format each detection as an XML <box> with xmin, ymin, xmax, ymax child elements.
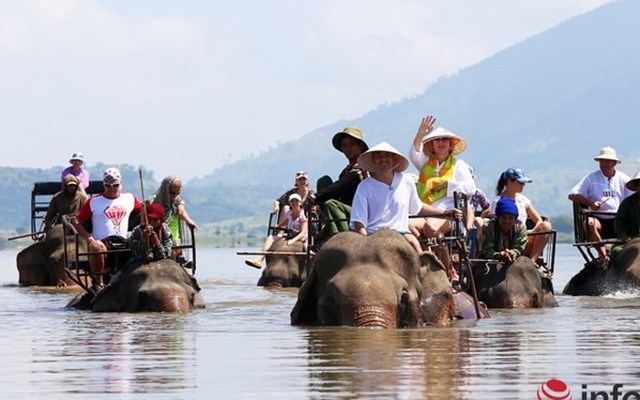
<box><xmin>422</xmin><ymin>127</ymin><xmax>467</xmax><ymax>156</ymax></box>
<box><xmin>332</xmin><ymin>126</ymin><xmax>369</xmax><ymax>152</ymax></box>
<box><xmin>357</xmin><ymin>141</ymin><xmax>409</xmax><ymax>173</ymax></box>
<box><xmin>594</xmin><ymin>146</ymin><xmax>621</xmax><ymax>164</ymax></box>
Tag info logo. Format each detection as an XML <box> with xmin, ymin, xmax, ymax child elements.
<box><xmin>537</xmin><ymin>379</ymin><xmax>572</xmax><ymax>400</ymax></box>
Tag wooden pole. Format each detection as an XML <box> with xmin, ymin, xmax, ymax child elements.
<box><xmin>7</xmin><ymin>231</ymin><xmax>46</xmax><ymax>241</ymax></box>
<box><xmin>138</xmin><ymin>168</ymin><xmax>148</xmax><ymax>225</ymax></box>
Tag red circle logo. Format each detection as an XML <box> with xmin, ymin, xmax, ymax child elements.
<box><xmin>537</xmin><ymin>379</ymin><xmax>572</xmax><ymax>400</ymax></box>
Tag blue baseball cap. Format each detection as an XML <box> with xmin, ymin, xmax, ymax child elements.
<box><xmin>504</xmin><ymin>167</ymin><xmax>533</xmax><ymax>184</ymax></box>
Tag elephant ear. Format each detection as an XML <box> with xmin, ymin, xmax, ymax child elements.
<box><xmin>418</xmin><ymin>251</ymin><xmax>452</xmax><ymax>297</ymax></box>
<box><xmin>91</xmin><ymin>284</ymin><xmax>125</xmax><ymax>312</ymax></box>
<box><xmin>290</xmin><ymin>265</ymin><xmax>318</xmax><ymax>326</ymax></box>
<box><xmin>419</xmin><ymin>252</ymin><xmax>446</xmax><ymax>275</ymax></box>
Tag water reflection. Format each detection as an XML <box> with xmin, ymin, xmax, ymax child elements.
<box><xmin>303</xmin><ymin>326</ymin><xmax>468</xmax><ymax>398</ymax></box>
<box><xmin>41</xmin><ymin>312</ymin><xmax>197</xmax><ymax>396</ymax></box>
<box><xmin>3</xmin><ymin>247</ymin><xmax>640</xmax><ymax>399</ymax></box>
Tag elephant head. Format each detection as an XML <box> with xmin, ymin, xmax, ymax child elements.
<box><xmin>562</xmin><ymin>259</ymin><xmax>609</xmax><ymax>296</ymax></box>
<box><xmin>291</xmin><ymin>230</ymin><xmax>443</xmax><ymax>328</ymax></box>
<box><xmin>565</xmin><ymin>238</ymin><xmax>640</xmax><ymax>296</ymax></box>
<box><xmin>69</xmin><ymin>259</ymin><xmax>204</xmax><ymax>313</ymax></box>
<box><xmin>473</xmin><ymin>256</ymin><xmax>557</xmax><ymax>308</ymax></box>
<box><xmin>17</xmin><ymin>224</ymin><xmax>85</xmax><ymax>287</ymax></box>
<box><xmin>258</xmin><ymin>239</ymin><xmax>308</xmax><ymax>288</ymax></box>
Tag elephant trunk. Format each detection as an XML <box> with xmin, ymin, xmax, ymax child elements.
<box><xmin>265</xmin><ymin>281</ymin><xmax>284</xmax><ymax>289</ymax></box>
<box><xmin>350</xmin><ymin>305</ymin><xmax>397</xmax><ymax>328</ymax></box>
<box><xmin>421</xmin><ymin>292</ymin><xmax>457</xmax><ymax>325</ymax></box>
<box><xmin>138</xmin><ymin>287</ymin><xmax>190</xmax><ymax>313</ymax></box>
<box><xmin>504</xmin><ymin>294</ymin><xmax>539</xmax><ymax>309</ymax></box>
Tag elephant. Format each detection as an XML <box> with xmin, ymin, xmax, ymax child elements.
<box><xmin>290</xmin><ymin>229</ymin><xmax>460</xmax><ymax>328</ymax></box>
<box><xmin>67</xmin><ymin>259</ymin><xmax>205</xmax><ymax>313</ymax></box>
<box><xmin>471</xmin><ymin>256</ymin><xmax>557</xmax><ymax>308</ymax></box>
<box><xmin>258</xmin><ymin>239</ymin><xmax>309</xmax><ymax>288</ymax></box>
<box><xmin>16</xmin><ymin>224</ymin><xmax>85</xmax><ymax>287</ymax></box>
<box><xmin>563</xmin><ymin>238</ymin><xmax>640</xmax><ymax>296</ymax></box>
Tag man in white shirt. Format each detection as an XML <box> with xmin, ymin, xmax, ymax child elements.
<box><xmin>350</xmin><ymin>142</ymin><xmax>462</xmax><ymax>253</ymax></box>
<box><xmin>568</xmin><ymin>146</ymin><xmax>633</xmax><ymax>261</ymax></box>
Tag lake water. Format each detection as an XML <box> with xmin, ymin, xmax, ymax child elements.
<box><xmin>1</xmin><ymin>245</ymin><xmax>640</xmax><ymax>399</ymax></box>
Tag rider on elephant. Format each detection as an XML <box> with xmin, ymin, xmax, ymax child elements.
<box><xmin>314</xmin><ymin>126</ymin><xmax>369</xmax><ymax>237</ymax></box>
<box><xmin>245</xmin><ymin>193</ymin><xmax>308</xmax><ymax>270</ymax></box>
<box><xmin>73</xmin><ymin>168</ymin><xmax>142</xmax><ymax>288</ymax></box>
<box><xmin>611</xmin><ymin>172</ymin><xmax>640</xmax><ymax>261</ymax></box>
<box><xmin>43</xmin><ymin>174</ymin><xmax>88</xmax><ymax>234</ymax></box>
<box><xmin>480</xmin><ymin>197</ymin><xmax>527</xmax><ymax>263</ymax></box>
<box><xmin>129</xmin><ymin>203</ymin><xmax>173</xmax><ymax>262</ymax></box>
<box><xmin>316</xmin><ymin>126</ymin><xmax>369</xmax><ymax>239</ymax></box>
<box><xmin>569</xmin><ymin>146</ymin><xmax>633</xmax><ymax>262</ymax></box>
<box><xmin>408</xmin><ymin>114</ymin><xmax>476</xmax><ymax>271</ymax></box>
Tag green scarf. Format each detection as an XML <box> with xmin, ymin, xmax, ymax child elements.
<box><xmin>416</xmin><ymin>155</ymin><xmax>456</xmax><ymax>204</ymax></box>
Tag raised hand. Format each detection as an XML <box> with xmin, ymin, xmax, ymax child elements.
<box><xmin>417</xmin><ymin>115</ymin><xmax>436</xmax><ymax>140</ymax></box>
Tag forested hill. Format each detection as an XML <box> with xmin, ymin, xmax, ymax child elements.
<box><xmin>3</xmin><ymin>0</ymin><xmax>640</xmax><ymax>232</ymax></box>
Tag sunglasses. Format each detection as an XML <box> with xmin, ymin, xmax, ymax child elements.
<box><xmin>104</xmin><ymin>183</ymin><xmax>120</xmax><ymax>188</ymax></box>
<box><xmin>170</xmin><ymin>190</ymin><xmax>181</xmax><ymax>195</ymax></box>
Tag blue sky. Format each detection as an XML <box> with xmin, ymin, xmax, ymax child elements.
<box><xmin>0</xmin><ymin>0</ymin><xmax>613</xmax><ymax>181</ymax></box>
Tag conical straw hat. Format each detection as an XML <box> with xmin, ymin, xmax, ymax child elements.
<box><xmin>357</xmin><ymin>141</ymin><xmax>409</xmax><ymax>173</ymax></box>
<box><xmin>422</xmin><ymin>127</ymin><xmax>467</xmax><ymax>156</ymax></box>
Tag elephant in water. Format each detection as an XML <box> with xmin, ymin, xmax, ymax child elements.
<box><xmin>16</xmin><ymin>224</ymin><xmax>85</xmax><ymax>287</ymax></box>
<box><xmin>290</xmin><ymin>230</ymin><xmax>459</xmax><ymax>328</ymax></box>
<box><xmin>258</xmin><ymin>239</ymin><xmax>309</xmax><ymax>288</ymax></box>
<box><xmin>68</xmin><ymin>259</ymin><xmax>205</xmax><ymax>313</ymax></box>
<box><xmin>563</xmin><ymin>238</ymin><xmax>640</xmax><ymax>296</ymax></box>
<box><xmin>472</xmin><ymin>256</ymin><xmax>557</xmax><ymax>308</ymax></box>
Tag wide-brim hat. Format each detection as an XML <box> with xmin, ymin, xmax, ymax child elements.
<box><xmin>69</xmin><ymin>152</ymin><xmax>84</xmax><ymax>163</ymax></box>
<box><xmin>625</xmin><ymin>172</ymin><xmax>640</xmax><ymax>191</ymax></box>
<box><xmin>332</xmin><ymin>126</ymin><xmax>369</xmax><ymax>152</ymax></box>
<box><xmin>594</xmin><ymin>146</ymin><xmax>621</xmax><ymax>164</ymax></box>
<box><xmin>357</xmin><ymin>141</ymin><xmax>409</xmax><ymax>173</ymax></box>
<box><xmin>422</xmin><ymin>127</ymin><xmax>467</xmax><ymax>156</ymax></box>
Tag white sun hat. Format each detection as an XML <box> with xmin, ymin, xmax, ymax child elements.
<box><xmin>594</xmin><ymin>146</ymin><xmax>621</xmax><ymax>164</ymax></box>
